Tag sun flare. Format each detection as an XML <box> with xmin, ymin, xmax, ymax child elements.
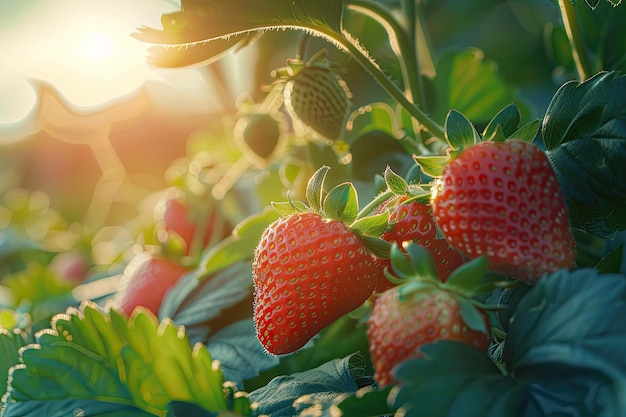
<box><xmin>78</xmin><ymin>32</ymin><xmax>115</xmax><ymax>61</ymax></box>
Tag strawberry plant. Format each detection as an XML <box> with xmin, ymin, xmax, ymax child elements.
<box><xmin>1</xmin><ymin>0</ymin><xmax>626</xmax><ymax>416</ymax></box>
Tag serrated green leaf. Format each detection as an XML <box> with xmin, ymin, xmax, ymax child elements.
<box><xmin>306</xmin><ymin>166</ymin><xmax>331</xmax><ymax>213</ymax></box>
<box><xmin>542</xmin><ymin>71</ymin><xmax>626</xmax><ymax>149</ymax></box>
<box><xmin>546</xmin><ymin>138</ymin><xmax>626</xmax><ymax>238</ymax></box>
<box><xmin>504</xmin><ymin>268</ymin><xmax>626</xmax><ymax>416</ymax></box>
<box><xmin>159</xmin><ymin>262</ymin><xmax>253</xmax><ymax>346</ymax></box>
<box><xmin>249</xmin><ymin>354</ymin><xmax>362</xmax><ymax>417</ymax></box>
<box><xmin>1</xmin><ymin>398</ymin><xmax>155</xmax><ymax>417</ymax></box>
<box><xmin>4</xmin><ymin>303</ymin><xmax>247</xmax><ymax>416</ymax></box>
<box><xmin>323</xmin><ymin>182</ymin><xmax>359</xmax><ymax>223</ymax></box>
<box><xmin>444</xmin><ymin>109</ymin><xmax>481</xmax><ymax>150</ymax></box>
<box><xmin>482</xmin><ymin>103</ymin><xmax>521</xmax><ymax>142</ymax></box>
<box><xmin>199</xmin><ymin>208</ymin><xmax>280</xmax><ymax>276</ymax></box>
<box><xmin>391</xmin><ymin>342</ymin><xmax>521</xmax><ymax>417</ymax></box>
<box><xmin>384</xmin><ymin>166</ymin><xmax>409</xmax><ymax>195</ymax></box>
<box><xmin>542</xmin><ymin>72</ymin><xmax>626</xmax><ymax>238</ymax></box>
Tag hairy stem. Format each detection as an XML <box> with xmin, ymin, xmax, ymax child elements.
<box><xmin>321</xmin><ymin>28</ymin><xmax>444</xmax><ymax>139</ymax></box>
<box><xmin>346</xmin><ymin>0</ymin><xmax>423</xmax><ymax>108</ymax></box>
<box><xmin>557</xmin><ymin>0</ymin><xmax>593</xmax><ymax>80</ymax></box>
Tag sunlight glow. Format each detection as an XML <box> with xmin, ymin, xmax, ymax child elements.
<box><xmin>78</xmin><ymin>32</ymin><xmax>115</xmax><ymax>61</ymax></box>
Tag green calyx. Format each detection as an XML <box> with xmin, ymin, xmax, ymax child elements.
<box><xmin>413</xmin><ymin>104</ymin><xmax>540</xmax><ymax>178</ymax></box>
<box><xmin>271</xmin><ymin>165</ymin><xmax>391</xmax><ymax>257</ymax></box>
<box><xmin>387</xmin><ymin>242</ymin><xmax>505</xmax><ymax>334</ymax></box>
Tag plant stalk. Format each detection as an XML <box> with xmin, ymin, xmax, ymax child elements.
<box><xmin>346</xmin><ymin>0</ymin><xmax>424</xmax><ymax>109</ymax></box>
<box><xmin>557</xmin><ymin>0</ymin><xmax>593</xmax><ymax>81</ymax></box>
<box><xmin>324</xmin><ymin>29</ymin><xmax>444</xmax><ymax>140</ymax></box>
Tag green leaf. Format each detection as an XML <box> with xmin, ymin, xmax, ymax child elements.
<box><xmin>508</xmin><ymin>119</ymin><xmax>540</xmax><ymax>142</ymax></box>
<box><xmin>198</xmin><ymin>207</ymin><xmax>280</xmax><ymax>276</ymax></box>
<box><xmin>306</xmin><ymin>166</ymin><xmax>331</xmax><ymax>213</ymax></box>
<box><xmin>595</xmin><ymin>244</ymin><xmax>624</xmax><ymax>274</ymax></box>
<box><xmin>444</xmin><ymin>109</ymin><xmax>481</xmax><ymax>150</ymax></box>
<box><xmin>383</xmin><ymin>166</ymin><xmax>409</xmax><ymax>195</ymax></box>
<box><xmin>5</xmin><ymin>303</ymin><xmax>246</xmax><ymax>416</ymax></box>
<box><xmin>412</xmin><ymin>154</ymin><xmax>450</xmax><ymax>178</ymax></box>
<box><xmin>133</xmin><ymin>0</ymin><xmax>343</xmax><ymax>45</ymax></box>
<box><xmin>403</xmin><ymin>243</ymin><xmax>438</xmax><ymax>282</ymax></box>
<box><xmin>323</xmin><ymin>182</ymin><xmax>359</xmax><ymax>223</ymax></box>
<box><xmin>482</xmin><ymin>103</ymin><xmax>521</xmax><ymax>142</ymax></box>
<box><xmin>542</xmin><ymin>71</ymin><xmax>626</xmax><ymax>149</ymax></box>
<box><xmin>443</xmin><ymin>255</ymin><xmax>489</xmax><ymax>296</ymax></box>
<box><xmin>249</xmin><ymin>354</ymin><xmax>363</xmax><ymax>417</ymax></box>
<box><xmin>336</xmin><ymin>386</ymin><xmax>396</xmax><ymax>417</ymax></box>
<box><xmin>504</xmin><ymin>268</ymin><xmax>626</xmax><ymax>416</ymax></box>
<box><xmin>357</xmin><ymin>236</ymin><xmax>391</xmax><ymax>259</ymax></box>
<box><xmin>431</xmin><ymin>48</ymin><xmax>526</xmax><ymax>124</ymax></box>
<box><xmin>350</xmin><ymin>211</ymin><xmax>389</xmax><ymax>238</ymax></box>
<box><xmin>159</xmin><ymin>262</ymin><xmax>253</xmax><ymax>346</ymax></box>
<box><xmin>271</xmin><ymin>200</ymin><xmax>309</xmax><ymax>217</ymax></box>
<box><xmin>141</xmin><ymin>33</ymin><xmax>254</xmax><ymax>68</ymax></box>
<box><xmin>1</xmin><ymin>399</ymin><xmax>155</xmax><ymax>417</ymax></box>
<box><xmin>457</xmin><ymin>298</ymin><xmax>488</xmax><ymax>333</ymax></box>
<box><xmin>391</xmin><ymin>342</ymin><xmax>524</xmax><ymax>417</ymax></box>
<box><xmin>542</xmin><ymin>71</ymin><xmax>626</xmax><ymax>238</ymax></box>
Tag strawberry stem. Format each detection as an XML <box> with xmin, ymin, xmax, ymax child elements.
<box><xmin>346</xmin><ymin>0</ymin><xmax>424</xmax><ymax>108</ymax></box>
<box><xmin>321</xmin><ymin>27</ymin><xmax>445</xmax><ymax>140</ymax></box>
<box><xmin>557</xmin><ymin>0</ymin><xmax>593</xmax><ymax>81</ymax></box>
<box><xmin>355</xmin><ymin>189</ymin><xmax>394</xmax><ymax>220</ymax></box>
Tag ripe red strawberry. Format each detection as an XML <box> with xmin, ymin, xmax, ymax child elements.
<box><xmin>159</xmin><ymin>198</ymin><xmax>226</xmax><ymax>256</ymax></box>
<box><xmin>372</xmin><ymin>196</ymin><xmax>466</xmax><ymax>292</ymax></box>
<box><xmin>368</xmin><ymin>285</ymin><xmax>491</xmax><ymax>386</ymax></box>
<box><xmin>115</xmin><ymin>254</ymin><xmax>189</xmax><ymax>316</ymax></box>
<box><xmin>253</xmin><ymin>211</ymin><xmax>376</xmax><ymax>355</ymax></box>
<box><xmin>367</xmin><ymin>244</ymin><xmax>493</xmax><ymax>387</ymax></box>
<box><xmin>432</xmin><ymin>140</ymin><xmax>576</xmax><ymax>283</ymax></box>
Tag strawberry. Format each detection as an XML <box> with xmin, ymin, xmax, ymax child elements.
<box><xmin>158</xmin><ymin>197</ymin><xmax>227</xmax><ymax>257</ymax></box>
<box><xmin>372</xmin><ymin>196</ymin><xmax>466</xmax><ymax>292</ymax></box>
<box><xmin>253</xmin><ymin>212</ymin><xmax>376</xmax><ymax>354</ymax></box>
<box><xmin>431</xmin><ymin>139</ymin><xmax>576</xmax><ymax>283</ymax></box>
<box><xmin>272</xmin><ymin>49</ymin><xmax>352</xmax><ymax>140</ymax></box>
<box><xmin>367</xmin><ymin>243</ymin><xmax>493</xmax><ymax>387</ymax></box>
<box><xmin>115</xmin><ymin>254</ymin><xmax>190</xmax><ymax>316</ymax></box>
<box><xmin>252</xmin><ymin>166</ymin><xmax>389</xmax><ymax>355</ymax></box>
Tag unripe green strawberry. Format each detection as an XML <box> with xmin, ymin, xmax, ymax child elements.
<box><xmin>253</xmin><ymin>212</ymin><xmax>376</xmax><ymax>355</ymax></box>
<box><xmin>275</xmin><ymin>50</ymin><xmax>352</xmax><ymax>140</ymax></box>
<box><xmin>432</xmin><ymin>140</ymin><xmax>576</xmax><ymax>283</ymax></box>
